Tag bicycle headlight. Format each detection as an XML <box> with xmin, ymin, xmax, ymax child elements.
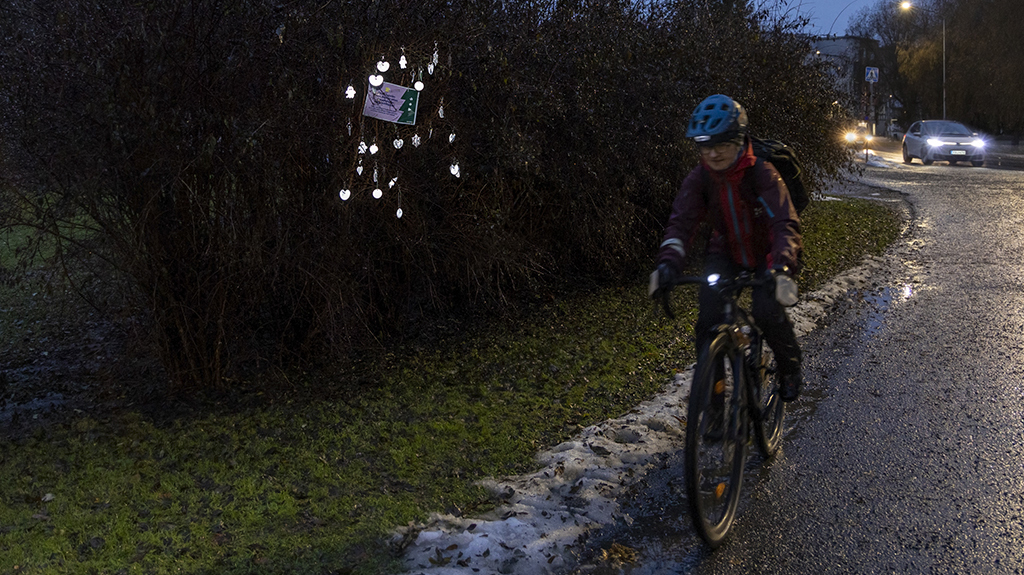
<box><xmin>707</xmin><ymin>273</ymin><xmax>720</xmax><ymax>286</ymax></box>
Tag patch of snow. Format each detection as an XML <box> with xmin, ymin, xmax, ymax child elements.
<box><xmin>397</xmin><ymin>372</ymin><xmax>691</xmax><ymax>574</ymax></box>
<box><xmin>862</xmin><ymin>148</ymin><xmax>907</xmax><ymax>169</ymax></box>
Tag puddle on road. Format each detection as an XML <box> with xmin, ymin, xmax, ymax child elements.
<box><xmin>844</xmin><ymin>282</ymin><xmax>917</xmax><ymax>339</ymax></box>
<box><xmin>861</xmin><ymin>287</ymin><xmax>895</xmax><ymax>337</ymax></box>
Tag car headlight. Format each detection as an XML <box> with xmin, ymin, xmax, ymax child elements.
<box><xmin>971</xmin><ymin>139</ymin><xmax>985</xmax><ymax>148</ymax></box>
<box><xmin>865</xmin><ymin>134</ymin><xmax>873</xmax><ymax>142</ymax></box>
<box><xmin>845</xmin><ymin>133</ymin><xmax>856</xmax><ymax>142</ymax></box>
<box><xmin>927</xmin><ymin>138</ymin><xmax>943</xmax><ymax>147</ymax></box>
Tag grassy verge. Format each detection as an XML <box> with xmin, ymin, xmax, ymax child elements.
<box><xmin>0</xmin><ymin>195</ymin><xmax>902</xmax><ymax>574</ymax></box>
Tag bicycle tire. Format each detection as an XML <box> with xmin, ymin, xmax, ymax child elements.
<box><xmin>685</xmin><ymin>331</ymin><xmax>747</xmax><ymax>548</ymax></box>
<box><xmin>752</xmin><ymin>340</ymin><xmax>785</xmax><ymax>457</ymax></box>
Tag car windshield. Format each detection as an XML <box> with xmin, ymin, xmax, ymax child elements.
<box><xmin>923</xmin><ymin>121</ymin><xmax>973</xmax><ymax>136</ymax></box>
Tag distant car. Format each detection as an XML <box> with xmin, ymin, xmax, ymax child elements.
<box><xmin>844</xmin><ymin>125</ymin><xmax>874</xmax><ymax>147</ymax></box>
<box><xmin>902</xmin><ymin>120</ymin><xmax>985</xmax><ymax>166</ymax></box>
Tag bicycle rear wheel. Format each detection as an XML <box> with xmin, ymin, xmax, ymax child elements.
<box><xmin>685</xmin><ymin>332</ymin><xmax>746</xmax><ymax>548</ymax></box>
<box><xmin>753</xmin><ymin>341</ymin><xmax>785</xmax><ymax>457</ymax></box>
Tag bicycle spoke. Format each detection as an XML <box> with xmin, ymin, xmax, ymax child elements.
<box><xmin>695</xmin><ymin>431</ymin><xmax>739</xmax><ymax>520</ymax></box>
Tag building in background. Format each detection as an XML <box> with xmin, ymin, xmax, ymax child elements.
<box><xmin>811</xmin><ymin>35</ymin><xmax>902</xmax><ymax>138</ymax></box>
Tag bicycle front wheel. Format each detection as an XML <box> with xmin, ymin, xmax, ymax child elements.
<box><xmin>754</xmin><ymin>341</ymin><xmax>785</xmax><ymax>458</ymax></box>
<box><xmin>685</xmin><ymin>332</ymin><xmax>746</xmax><ymax>548</ymax></box>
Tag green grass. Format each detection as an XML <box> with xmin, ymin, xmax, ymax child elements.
<box><xmin>0</xmin><ymin>195</ymin><xmax>902</xmax><ymax>574</ymax></box>
<box><xmin>0</xmin><ymin>224</ymin><xmax>65</xmax><ymax>270</ymax></box>
<box><xmin>1</xmin><ymin>226</ymin><xmax>33</xmax><ymax>270</ymax></box>
<box><xmin>798</xmin><ymin>195</ymin><xmax>901</xmax><ymax>290</ymax></box>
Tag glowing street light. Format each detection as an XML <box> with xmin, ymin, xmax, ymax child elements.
<box><xmin>901</xmin><ymin>1</ymin><xmax>946</xmax><ymax>119</ymax></box>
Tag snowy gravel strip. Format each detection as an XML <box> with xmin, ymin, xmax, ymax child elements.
<box><xmin>787</xmin><ymin>254</ymin><xmax>887</xmax><ymax>338</ymax></box>
<box><xmin>396</xmin><ymin>253</ymin><xmax>888</xmax><ymax>575</ymax></box>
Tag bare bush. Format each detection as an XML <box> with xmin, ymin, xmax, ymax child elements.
<box><xmin>0</xmin><ymin>0</ymin><xmax>849</xmax><ymax>392</ymax></box>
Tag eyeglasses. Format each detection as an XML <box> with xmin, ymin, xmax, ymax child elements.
<box><xmin>698</xmin><ymin>142</ymin><xmax>739</xmax><ymax>156</ymax></box>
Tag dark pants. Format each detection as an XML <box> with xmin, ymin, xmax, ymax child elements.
<box><xmin>694</xmin><ymin>255</ymin><xmax>802</xmax><ymax>376</ymax></box>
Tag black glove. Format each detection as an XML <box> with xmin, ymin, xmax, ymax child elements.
<box><xmin>650</xmin><ymin>262</ymin><xmax>679</xmax><ymax>299</ymax></box>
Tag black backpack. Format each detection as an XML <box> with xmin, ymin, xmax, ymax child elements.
<box><xmin>748</xmin><ymin>137</ymin><xmax>809</xmax><ymax>214</ymax></box>
<box><xmin>701</xmin><ymin>137</ymin><xmax>809</xmax><ymax>215</ymax></box>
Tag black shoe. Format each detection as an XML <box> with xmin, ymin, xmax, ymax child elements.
<box><xmin>780</xmin><ymin>370</ymin><xmax>802</xmax><ymax>402</ymax></box>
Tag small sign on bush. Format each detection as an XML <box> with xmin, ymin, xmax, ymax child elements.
<box><xmin>363</xmin><ymin>82</ymin><xmax>419</xmax><ymax>125</ymax></box>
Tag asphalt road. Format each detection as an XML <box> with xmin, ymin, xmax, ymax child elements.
<box><xmin>571</xmin><ymin>157</ymin><xmax>1024</xmax><ymax>573</ymax></box>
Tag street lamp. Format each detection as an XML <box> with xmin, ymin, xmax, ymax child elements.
<box><xmin>901</xmin><ymin>1</ymin><xmax>945</xmax><ymax>119</ymax></box>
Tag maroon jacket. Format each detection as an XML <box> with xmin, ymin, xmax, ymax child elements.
<box><xmin>657</xmin><ymin>140</ymin><xmax>802</xmax><ymax>273</ymax></box>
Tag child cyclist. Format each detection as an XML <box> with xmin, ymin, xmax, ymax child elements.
<box><xmin>650</xmin><ymin>94</ymin><xmax>803</xmax><ymax>401</ymax></box>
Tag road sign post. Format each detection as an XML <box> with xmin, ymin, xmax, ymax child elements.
<box><xmin>865</xmin><ymin>67</ymin><xmax>880</xmax><ymax>146</ymax></box>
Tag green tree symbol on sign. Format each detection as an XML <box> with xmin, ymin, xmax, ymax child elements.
<box><xmin>398</xmin><ymin>89</ymin><xmax>419</xmax><ymax>125</ymax></box>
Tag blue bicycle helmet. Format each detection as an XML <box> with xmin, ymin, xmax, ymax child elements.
<box><xmin>686</xmin><ymin>94</ymin><xmax>748</xmax><ymax>145</ymax></box>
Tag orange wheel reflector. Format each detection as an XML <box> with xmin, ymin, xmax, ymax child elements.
<box><xmin>715</xmin><ymin>482</ymin><xmax>726</xmax><ymax>498</ymax></box>
<box><xmin>715</xmin><ymin>379</ymin><xmax>725</xmax><ymax>394</ymax></box>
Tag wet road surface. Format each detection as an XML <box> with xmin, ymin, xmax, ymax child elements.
<box><xmin>571</xmin><ymin>163</ymin><xmax>1024</xmax><ymax>574</ymax></box>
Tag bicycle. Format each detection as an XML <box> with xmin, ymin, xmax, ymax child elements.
<box><xmin>657</xmin><ymin>270</ymin><xmax>786</xmax><ymax>547</ymax></box>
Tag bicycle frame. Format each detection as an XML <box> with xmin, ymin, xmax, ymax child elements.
<box><xmin>675</xmin><ymin>272</ymin><xmax>771</xmax><ymax>424</ymax></box>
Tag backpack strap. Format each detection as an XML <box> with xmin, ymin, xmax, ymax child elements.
<box><xmin>741</xmin><ymin>156</ymin><xmax>764</xmax><ymax>194</ymax></box>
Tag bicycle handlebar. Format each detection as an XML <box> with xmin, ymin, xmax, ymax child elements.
<box><xmin>658</xmin><ymin>272</ymin><xmax>770</xmax><ymax>319</ymax></box>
